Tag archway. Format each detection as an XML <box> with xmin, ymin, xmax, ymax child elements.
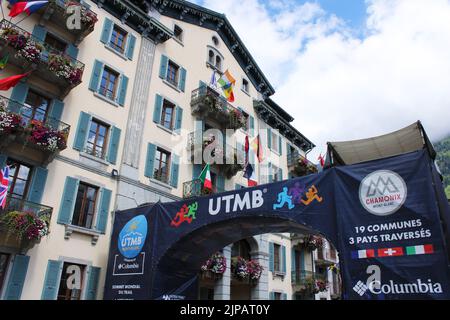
<box><xmin>104</xmin><ymin>143</ymin><xmax>450</xmax><ymax>300</ymax></box>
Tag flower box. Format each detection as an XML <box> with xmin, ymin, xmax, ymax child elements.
<box><xmin>201</xmin><ymin>252</ymin><xmax>227</xmax><ymax>280</ymax></box>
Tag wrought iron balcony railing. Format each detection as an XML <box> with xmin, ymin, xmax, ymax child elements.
<box><xmin>0</xmin><ymin>19</ymin><xmax>85</xmax><ymax>96</ymax></box>
<box><xmin>190</xmin><ymin>86</ymin><xmax>246</xmax><ymax>130</ymax></box>
<box><xmin>183</xmin><ymin>179</ymin><xmax>222</xmax><ymax>199</ymax></box>
<box><xmin>0</xmin><ymin>196</ymin><xmax>53</xmax><ymax>220</ymax></box>
<box><xmin>291</xmin><ymin>270</ymin><xmax>315</xmax><ymax>285</ymax></box>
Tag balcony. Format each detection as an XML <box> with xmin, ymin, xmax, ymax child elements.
<box><xmin>187</xmin><ymin>131</ymin><xmax>244</xmax><ymax>179</ymax></box>
<box><xmin>183</xmin><ymin>179</ymin><xmax>219</xmax><ymax>199</ymax></box>
<box><xmin>0</xmin><ymin>20</ymin><xmax>85</xmax><ymax>98</ymax></box>
<box><xmin>40</xmin><ymin>0</ymin><xmax>98</xmax><ymax>45</ymax></box>
<box><xmin>288</xmin><ymin>151</ymin><xmax>318</xmax><ymax>178</ymax></box>
<box><xmin>0</xmin><ymin>95</ymin><xmax>70</xmax><ymax>166</ymax></box>
<box><xmin>190</xmin><ymin>86</ymin><xmax>246</xmax><ymax>131</ymax></box>
<box><xmin>0</xmin><ymin>196</ymin><xmax>52</xmax><ymax>254</ymax></box>
<box><xmin>315</xmin><ymin>247</ymin><xmax>336</xmax><ymax>266</ymax></box>
<box><xmin>292</xmin><ymin>270</ymin><xmax>329</xmax><ymax>295</ymax></box>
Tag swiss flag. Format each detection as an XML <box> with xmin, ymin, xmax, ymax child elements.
<box><xmin>377</xmin><ymin>247</ymin><xmax>404</xmax><ymax>257</ymax></box>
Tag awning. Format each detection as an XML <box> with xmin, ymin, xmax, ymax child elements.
<box><xmin>325</xmin><ymin>121</ymin><xmax>436</xmax><ymax>167</ymax></box>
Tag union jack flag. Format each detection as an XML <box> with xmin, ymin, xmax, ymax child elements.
<box><xmin>0</xmin><ymin>166</ymin><xmax>10</xmax><ymax>209</ymax></box>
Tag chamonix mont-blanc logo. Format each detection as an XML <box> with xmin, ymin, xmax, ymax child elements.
<box><xmin>359</xmin><ymin>170</ymin><xmax>407</xmax><ymax>216</ymax></box>
<box><xmin>118</xmin><ymin>215</ymin><xmax>147</xmax><ymax>259</ymax></box>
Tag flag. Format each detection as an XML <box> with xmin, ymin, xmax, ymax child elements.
<box><xmin>0</xmin><ymin>72</ymin><xmax>30</xmax><ymax>90</ymax></box>
<box><xmin>198</xmin><ymin>164</ymin><xmax>212</xmax><ymax>190</ymax></box>
<box><xmin>209</xmin><ymin>70</ymin><xmax>217</xmax><ymax>88</ymax></box>
<box><xmin>0</xmin><ymin>55</ymin><xmax>9</xmax><ymax>71</ymax></box>
<box><xmin>406</xmin><ymin>244</ymin><xmax>434</xmax><ymax>256</ymax></box>
<box><xmin>244</xmin><ymin>135</ymin><xmax>249</xmax><ymax>164</ymax></box>
<box><xmin>318</xmin><ymin>153</ymin><xmax>325</xmax><ymax>167</ymax></box>
<box><xmin>250</xmin><ymin>135</ymin><xmax>264</xmax><ymax>163</ymax></box>
<box><xmin>351</xmin><ymin>249</ymin><xmax>375</xmax><ymax>260</ymax></box>
<box><xmin>218</xmin><ymin>69</ymin><xmax>236</xmax><ymax>102</ymax></box>
<box><xmin>0</xmin><ymin>166</ymin><xmax>10</xmax><ymax>209</ymax></box>
<box><xmin>243</xmin><ymin>163</ymin><xmax>257</xmax><ymax>187</ymax></box>
<box><xmin>9</xmin><ymin>1</ymin><xmax>48</xmax><ymax>17</ymax></box>
<box><xmin>377</xmin><ymin>247</ymin><xmax>404</xmax><ymax>257</ymax></box>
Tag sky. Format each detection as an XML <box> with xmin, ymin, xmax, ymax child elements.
<box><xmin>192</xmin><ymin>0</ymin><xmax>450</xmax><ymax>160</ymax></box>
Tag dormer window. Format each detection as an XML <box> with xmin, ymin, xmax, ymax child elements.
<box><xmin>174</xmin><ymin>24</ymin><xmax>183</xmax><ymax>43</ymax></box>
<box><xmin>242</xmin><ymin>78</ymin><xmax>249</xmax><ymax>93</ymax></box>
<box><xmin>207</xmin><ymin>46</ymin><xmax>223</xmax><ymax>72</ymax></box>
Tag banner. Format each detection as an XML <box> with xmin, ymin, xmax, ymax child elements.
<box><xmin>104</xmin><ymin>150</ymin><xmax>450</xmax><ymax>300</ymax></box>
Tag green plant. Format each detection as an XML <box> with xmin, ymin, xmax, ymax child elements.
<box><xmin>1</xmin><ymin>211</ymin><xmax>50</xmax><ymax>241</ymax></box>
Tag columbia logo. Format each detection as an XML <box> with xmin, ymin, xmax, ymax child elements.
<box><xmin>353</xmin><ymin>281</ymin><xmax>368</xmax><ymax>296</ymax></box>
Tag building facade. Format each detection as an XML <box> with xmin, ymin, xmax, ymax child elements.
<box><xmin>0</xmin><ymin>0</ymin><xmax>339</xmax><ymax>300</ymax></box>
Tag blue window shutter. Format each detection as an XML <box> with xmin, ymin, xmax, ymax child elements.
<box><xmin>159</xmin><ymin>54</ymin><xmax>168</xmax><ymax>79</ymax></box>
<box><xmin>85</xmin><ymin>266</ymin><xmax>101</xmax><ymax>300</ymax></box>
<box><xmin>8</xmin><ymin>82</ymin><xmax>29</xmax><ymax>113</ymax></box>
<box><xmin>300</xmin><ymin>250</ymin><xmax>305</xmax><ymax>270</ymax></box>
<box><xmin>282</xmin><ymin>245</ymin><xmax>286</xmax><ymax>273</ymax></box>
<box><xmin>279</xmin><ymin>135</ymin><xmax>283</xmax><ymax>155</ymax></box>
<box><xmin>269</xmin><ymin>242</ymin><xmax>274</xmax><ymax>272</ymax></box>
<box><xmin>32</xmin><ymin>25</ymin><xmax>47</xmax><ymax>42</ymax></box>
<box><xmin>199</xmin><ymin>80</ymin><xmax>207</xmax><ymax>94</ymax></box>
<box><xmin>282</xmin><ymin>293</ymin><xmax>287</xmax><ymax>300</ymax></box>
<box><xmin>175</xmin><ymin>106</ymin><xmax>183</xmax><ymax>132</ymax></box>
<box><xmin>249</xmin><ymin>116</ymin><xmax>255</xmax><ymax>135</ymax></box>
<box><xmin>170</xmin><ymin>154</ymin><xmax>180</xmax><ymax>188</ymax></box>
<box><xmin>278</xmin><ymin>168</ymin><xmax>283</xmax><ymax>181</ymax></box>
<box><xmin>269</xmin><ymin>292</ymin><xmax>275</xmax><ymax>300</ymax></box>
<box><xmin>89</xmin><ymin>60</ymin><xmax>104</xmax><ymax>92</ymax></box>
<box><xmin>144</xmin><ymin>143</ymin><xmax>156</xmax><ymax>178</ymax></box>
<box><xmin>58</xmin><ymin>177</ymin><xmax>79</xmax><ymax>224</ymax></box>
<box><xmin>178</xmin><ymin>67</ymin><xmax>186</xmax><ymax>92</ymax></box>
<box><xmin>47</xmin><ymin>99</ymin><xmax>64</xmax><ymax>129</ymax></box>
<box><xmin>27</xmin><ymin>167</ymin><xmax>48</xmax><ymax>204</ymax></box>
<box><xmin>152</xmin><ymin>94</ymin><xmax>163</xmax><ymax>124</ymax></box>
<box><xmin>267</xmin><ymin>128</ymin><xmax>272</xmax><ymax>150</ymax></box>
<box><xmin>96</xmin><ymin>188</ymin><xmax>111</xmax><ymax>233</ymax></box>
<box><xmin>106</xmin><ymin>126</ymin><xmax>121</xmax><ymax>164</ymax></box>
<box><xmin>291</xmin><ymin>248</ymin><xmax>296</xmax><ymax>272</ymax></box>
<box><xmin>125</xmin><ymin>34</ymin><xmax>136</xmax><ymax>60</ymax></box>
<box><xmin>80</xmin><ymin>0</ymin><xmax>91</xmax><ymax>8</ymax></box>
<box><xmin>41</xmin><ymin>260</ymin><xmax>63</xmax><ymax>300</ymax></box>
<box><xmin>73</xmin><ymin>111</ymin><xmax>91</xmax><ymax>151</ymax></box>
<box><xmin>216</xmin><ymin>175</ymin><xmax>225</xmax><ymax>193</ymax></box>
<box><xmin>0</xmin><ymin>154</ymin><xmax>7</xmax><ymax>168</ymax></box>
<box><xmin>268</xmin><ymin>163</ymin><xmax>273</xmax><ymax>183</ymax></box>
<box><xmin>193</xmin><ymin>164</ymin><xmax>202</xmax><ymax>180</ymax></box>
<box><xmin>100</xmin><ymin>18</ymin><xmax>113</xmax><ymax>44</ymax></box>
<box><xmin>66</xmin><ymin>43</ymin><xmax>79</xmax><ymax>60</ymax></box>
<box><xmin>117</xmin><ymin>74</ymin><xmax>129</xmax><ymax>107</ymax></box>
<box><xmin>286</xmin><ymin>143</ymin><xmax>292</xmax><ymax>157</ymax></box>
<box><xmin>4</xmin><ymin>255</ymin><xmax>30</xmax><ymax>300</ymax></box>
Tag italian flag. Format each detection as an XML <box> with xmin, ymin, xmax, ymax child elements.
<box><xmin>199</xmin><ymin>164</ymin><xmax>212</xmax><ymax>190</ymax></box>
<box><xmin>406</xmin><ymin>244</ymin><xmax>434</xmax><ymax>256</ymax></box>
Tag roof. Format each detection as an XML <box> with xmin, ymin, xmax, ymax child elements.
<box><xmin>325</xmin><ymin>121</ymin><xmax>436</xmax><ymax>168</ymax></box>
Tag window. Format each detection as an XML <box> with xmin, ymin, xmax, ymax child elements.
<box><xmin>272</xmin><ymin>164</ymin><xmax>281</xmax><ymax>182</ymax></box>
<box><xmin>86</xmin><ymin>119</ymin><xmax>109</xmax><ymax>159</ymax></box>
<box><xmin>231</xmin><ymin>240</ymin><xmax>251</xmax><ymax>260</ymax></box>
<box><xmin>23</xmin><ymin>90</ymin><xmax>51</xmax><ymax>124</ymax></box>
<box><xmin>273</xmin><ymin>292</ymin><xmax>282</xmax><ymax>300</ymax></box>
<box><xmin>271</xmin><ymin>131</ymin><xmax>279</xmax><ymax>153</ymax></box>
<box><xmin>273</xmin><ymin>243</ymin><xmax>281</xmax><ymax>272</ymax></box>
<box><xmin>160</xmin><ymin>100</ymin><xmax>175</xmax><ymax>130</ymax></box>
<box><xmin>174</xmin><ymin>25</ymin><xmax>183</xmax><ymax>42</ymax></box>
<box><xmin>109</xmin><ymin>25</ymin><xmax>128</xmax><ymax>54</ymax></box>
<box><xmin>57</xmin><ymin>262</ymin><xmax>86</xmax><ymax>300</ymax></box>
<box><xmin>44</xmin><ymin>33</ymin><xmax>67</xmax><ymax>52</ymax></box>
<box><xmin>154</xmin><ymin>148</ymin><xmax>171</xmax><ymax>184</ymax></box>
<box><xmin>208</xmin><ymin>50</ymin><xmax>214</xmax><ymax>65</ymax></box>
<box><xmin>0</xmin><ymin>253</ymin><xmax>10</xmax><ymax>293</ymax></box>
<box><xmin>215</xmin><ymin>56</ymin><xmax>222</xmax><ymax>70</ymax></box>
<box><xmin>99</xmin><ymin>67</ymin><xmax>120</xmax><ymax>100</ymax></box>
<box><xmin>242</xmin><ymin>78</ymin><xmax>249</xmax><ymax>93</ymax></box>
<box><xmin>72</xmin><ymin>182</ymin><xmax>99</xmax><ymax>229</ymax></box>
<box><xmin>6</xmin><ymin>159</ymin><xmax>32</xmax><ymax>200</ymax></box>
<box><xmin>212</xmin><ymin>36</ymin><xmax>219</xmax><ymax>46</ymax></box>
<box><xmin>206</xmin><ymin>47</ymin><xmax>223</xmax><ymax>71</ymax></box>
<box><xmin>166</xmin><ymin>61</ymin><xmax>179</xmax><ymax>87</ymax></box>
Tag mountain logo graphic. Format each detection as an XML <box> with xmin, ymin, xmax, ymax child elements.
<box><xmin>359</xmin><ymin>170</ymin><xmax>407</xmax><ymax>216</ymax></box>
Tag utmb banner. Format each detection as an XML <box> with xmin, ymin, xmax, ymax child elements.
<box><xmin>104</xmin><ymin>150</ymin><xmax>450</xmax><ymax>300</ymax></box>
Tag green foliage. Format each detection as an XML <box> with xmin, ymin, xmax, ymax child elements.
<box><xmin>435</xmin><ymin>136</ymin><xmax>450</xmax><ymax>198</ymax></box>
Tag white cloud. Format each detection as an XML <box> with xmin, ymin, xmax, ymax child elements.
<box><xmin>197</xmin><ymin>0</ymin><xmax>450</xmax><ymax>160</ymax></box>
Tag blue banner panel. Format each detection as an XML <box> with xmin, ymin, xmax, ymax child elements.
<box><xmin>103</xmin><ymin>150</ymin><xmax>450</xmax><ymax>300</ymax></box>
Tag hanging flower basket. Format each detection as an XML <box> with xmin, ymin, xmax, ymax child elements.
<box><xmin>201</xmin><ymin>252</ymin><xmax>227</xmax><ymax>280</ymax></box>
<box><xmin>301</xmin><ymin>235</ymin><xmax>324</xmax><ymax>251</ymax></box>
<box><xmin>231</xmin><ymin>256</ymin><xmax>264</xmax><ymax>282</ymax></box>
<box><xmin>247</xmin><ymin>259</ymin><xmax>263</xmax><ymax>280</ymax></box>
<box><xmin>0</xmin><ymin>106</ymin><xmax>22</xmax><ymax>135</ymax></box>
<box><xmin>315</xmin><ymin>279</ymin><xmax>329</xmax><ymax>293</ymax></box>
<box><xmin>0</xmin><ymin>210</ymin><xmax>50</xmax><ymax>242</ymax></box>
<box><xmin>293</xmin><ymin>156</ymin><xmax>318</xmax><ymax>177</ymax></box>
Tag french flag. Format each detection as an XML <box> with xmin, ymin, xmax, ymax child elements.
<box><xmin>351</xmin><ymin>249</ymin><xmax>375</xmax><ymax>260</ymax></box>
<box><xmin>9</xmin><ymin>1</ymin><xmax>48</xmax><ymax>18</ymax></box>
